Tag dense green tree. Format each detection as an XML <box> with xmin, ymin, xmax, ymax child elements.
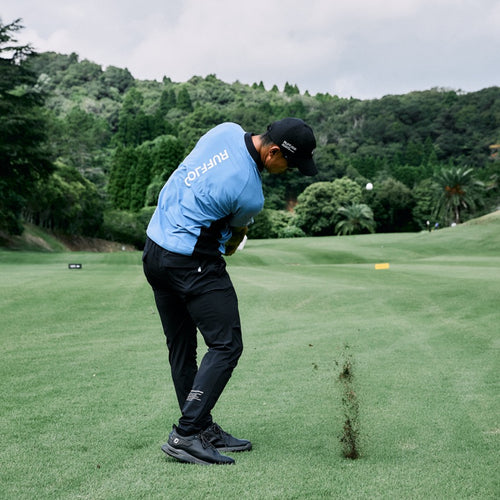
<box><xmin>295</xmin><ymin>178</ymin><xmax>362</xmax><ymax>235</ymax></box>
<box><xmin>176</xmin><ymin>87</ymin><xmax>193</xmax><ymax>112</ymax></box>
<box><xmin>144</xmin><ymin>135</ymin><xmax>185</xmax><ymax>206</ymax></box>
<box><xmin>24</xmin><ymin>163</ymin><xmax>103</xmax><ymax>235</ymax></box>
<box><xmin>270</xmin><ymin>210</ymin><xmax>297</xmax><ymax>238</ymax></box>
<box><xmin>53</xmin><ymin>106</ymin><xmax>111</xmax><ymax>177</ymax></box>
<box><xmin>261</xmin><ymin>181</ymin><xmax>287</xmax><ymax>210</ymax></box>
<box><xmin>249</xmin><ymin>209</ymin><xmax>296</xmax><ymax>239</ymax></box>
<box><xmin>285</xmin><ymin>97</ymin><xmax>306</xmax><ymax>118</ymax></box>
<box><xmin>371</xmin><ymin>177</ymin><xmax>416</xmax><ymax>232</ymax></box>
<box><xmin>145</xmin><ymin>177</ymin><xmax>165</xmax><ymax>207</ymax></box>
<box><xmin>433</xmin><ymin>166</ymin><xmax>484</xmax><ymax>224</ymax></box>
<box><xmin>25</xmin><ymin>51</ymin><xmax>77</xmax><ymax>89</ymax></box>
<box><xmin>151</xmin><ymin>135</ymin><xmax>185</xmax><ymax>180</ymax></box>
<box><xmin>101</xmin><ymin>65</ymin><xmax>134</xmax><ymax>94</ymax></box>
<box><xmin>335</xmin><ymin>203</ymin><xmax>375</xmax><ymax>235</ymax></box>
<box><xmin>191</xmin><ymin>74</ymin><xmax>236</xmax><ymax>106</ymax></box>
<box><xmin>100</xmin><ymin>207</ymin><xmax>151</xmax><ymax>248</ymax></box>
<box><xmin>0</xmin><ymin>19</ymin><xmax>54</xmax><ymax>234</ymax></box>
<box><xmin>284</xmin><ymin>82</ymin><xmax>300</xmax><ymax>96</ymax></box>
<box><xmin>350</xmin><ymin>156</ymin><xmax>386</xmax><ymax>182</ymax></box>
<box><xmin>61</xmin><ymin>58</ymin><xmax>102</xmax><ymax>88</ymax></box>
<box><xmin>412</xmin><ymin>178</ymin><xmax>439</xmax><ymax>229</ymax></box>
<box><xmin>114</xmin><ymin>88</ymin><xmax>154</xmax><ymax>146</ymax></box>
<box><xmin>129</xmin><ymin>143</ymin><xmax>153</xmax><ymax>212</ymax></box>
<box><xmin>152</xmin><ymin>89</ymin><xmax>177</xmax><ymax>136</ymax></box>
<box><xmin>295</xmin><ymin>182</ymin><xmax>337</xmax><ymax>235</ymax></box>
<box><xmin>404</xmin><ymin>140</ymin><xmax>426</xmax><ymax>166</ymax></box>
<box><xmin>159</xmin><ymin>88</ymin><xmax>177</xmax><ymax>112</ymax></box>
<box><xmin>313</xmin><ymin>144</ymin><xmax>347</xmax><ymax>180</ymax></box>
<box><xmin>248</xmin><ymin>209</ymin><xmax>273</xmax><ymax>239</ymax></box>
<box><xmin>226</xmin><ymin>101</ymin><xmax>275</xmax><ymax>134</ymax></box>
<box><xmin>177</xmin><ymin>105</ymin><xmax>226</xmax><ymax>150</ymax></box>
<box><xmin>391</xmin><ymin>163</ymin><xmax>432</xmax><ymax>188</ymax></box>
<box><xmin>108</xmin><ymin>146</ymin><xmax>137</xmax><ymax>210</ymax></box>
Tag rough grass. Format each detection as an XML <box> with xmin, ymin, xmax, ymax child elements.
<box><xmin>1</xmin><ymin>215</ymin><xmax>499</xmax><ymax>499</ymax></box>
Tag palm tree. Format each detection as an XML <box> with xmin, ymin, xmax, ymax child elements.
<box><xmin>335</xmin><ymin>203</ymin><xmax>376</xmax><ymax>235</ymax></box>
<box><xmin>433</xmin><ymin>167</ymin><xmax>484</xmax><ymax>224</ymax></box>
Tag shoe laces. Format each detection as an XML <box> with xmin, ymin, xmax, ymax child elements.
<box><xmin>209</xmin><ymin>422</ymin><xmax>228</xmax><ymax>438</ymax></box>
<box><xmin>198</xmin><ymin>431</ymin><xmax>216</xmax><ymax>450</ymax></box>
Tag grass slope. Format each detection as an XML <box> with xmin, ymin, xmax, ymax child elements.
<box><xmin>1</xmin><ymin>215</ymin><xmax>498</xmax><ymax>499</ymax></box>
<box><xmin>0</xmin><ymin>223</ymin><xmax>136</xmax><ymax>252</ymax></box>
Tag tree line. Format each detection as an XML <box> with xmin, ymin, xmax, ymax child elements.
<box><xmin>1</xmin><ymin>18</ymin><xmax>499</xmax><ymax>248</ymax></box>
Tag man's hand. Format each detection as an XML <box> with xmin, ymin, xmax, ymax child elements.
<box><xmin>224</xmin><ymin>226</ymin><xmax>248</xmax><ymax>256</ymax></box>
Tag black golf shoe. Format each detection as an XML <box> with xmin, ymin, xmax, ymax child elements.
<box><xmin>202</xmin><ymin>422</ymin><xmax>252</xmax><ymax>452</ymax></box>
<box><xmin>161</xmin><ymin>425</ymin><xmax>235</xmax><ymax>465</ymax></box>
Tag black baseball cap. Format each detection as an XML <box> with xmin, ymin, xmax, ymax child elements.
<box><xmin>267</xmin><ymin>118</ymin><xmax>317</xmax><ymax>176</ymax></box>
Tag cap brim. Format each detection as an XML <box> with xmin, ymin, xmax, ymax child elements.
<box><xmin>292</xmin><ymin>157</ymin><xmax>318</xmax><ymax>176</ymax></box>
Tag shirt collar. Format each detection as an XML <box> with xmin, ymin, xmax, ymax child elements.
<box><xmin>244</xmin><ymin>132</ymin><xmax>265</xmax><ymax>172</ymax></box>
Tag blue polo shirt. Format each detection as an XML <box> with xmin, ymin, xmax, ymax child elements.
<box><xmin>147</xmin><ymin>123</ymin><xmax>264</xmax><ymax>257</ymax></box>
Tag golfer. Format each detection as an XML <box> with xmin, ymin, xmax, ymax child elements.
<box><xmin>143</xmin><ymin>118</ymin><xmax>317</xmax><ymax>465</ymax></box>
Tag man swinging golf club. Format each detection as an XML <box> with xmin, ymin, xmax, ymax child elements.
<box><xmin>143</xmin><ymin>118</ymin><xmax>317</xmax><ymax>465</ymax></box>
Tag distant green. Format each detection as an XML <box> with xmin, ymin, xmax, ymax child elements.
<box><xmin>1</xmin><ymin>214</ymin><xmax>498</xmax><ymax>499</ymax></box>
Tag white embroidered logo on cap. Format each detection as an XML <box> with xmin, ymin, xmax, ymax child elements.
<box><xmin>281</xmin><ymin>140</ymin><xmax>297</xmax><ymax>153</ymax></box>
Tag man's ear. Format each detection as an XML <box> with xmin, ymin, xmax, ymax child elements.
<box><xmin>269</xmin><ymin>145</ymin><xmax>281</xmax><ymax>157</ymax></box>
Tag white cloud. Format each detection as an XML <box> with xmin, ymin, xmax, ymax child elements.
<box><xmin>2</xmin><ymin>0</ymin><xmax>499</xmax><ymax>98</ymax></box>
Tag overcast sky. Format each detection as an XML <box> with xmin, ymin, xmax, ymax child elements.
<box><xmin>2</xmin><ymin>0</ymin><xmax>499</xmax><ymax>99</ymax></box>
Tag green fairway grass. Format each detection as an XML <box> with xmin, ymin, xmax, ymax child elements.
<box><xmin>1</xmin><ymin>214</ymin><xmax>499</xmax><ymax>499</ymax></box>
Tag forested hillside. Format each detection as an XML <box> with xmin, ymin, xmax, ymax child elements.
<box><xmin>1</xmin><ymin>19</ymin><xmax>499</xmax><ymax>248</ymax></box>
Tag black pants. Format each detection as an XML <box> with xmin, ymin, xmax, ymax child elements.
<box><xmin>142</xmin><ymin>238</ymin><xmax>243</xmax><ymax>435</ymax></box>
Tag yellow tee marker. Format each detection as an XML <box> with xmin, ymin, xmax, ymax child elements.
<box><xmin>375</xmin><ymin>263</ymin><xmax>390</xmax><ymax>270</ymax></box>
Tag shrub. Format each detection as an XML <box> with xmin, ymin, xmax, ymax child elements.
<box><xmin>100</xmin><ymin>207</ymin><xmax>154</xmax><ymax>249</ymax></box>
<box><xmin>278</xmin><ymin>225</ymin><xmax>306</xmax><ymax>238</ymax></box>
